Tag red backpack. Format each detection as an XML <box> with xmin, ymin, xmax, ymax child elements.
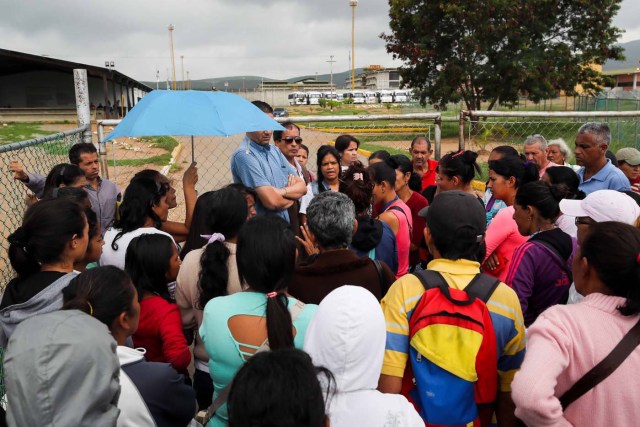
<box><xmin>401</xmin><ymin>270</ymin><xmax>499</xmax><ymax>427</ymax></box>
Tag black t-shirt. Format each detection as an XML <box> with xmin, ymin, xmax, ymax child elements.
<box><xmin>0</xmin><ymin>271</ymin><xmax>67</xmax><ymax>309</ymax></box>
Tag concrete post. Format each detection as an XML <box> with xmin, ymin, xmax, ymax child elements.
<box><xmin>73</xmin><ymin>69</ymin><xmax>92</xmax><ymax>144</ymax></box>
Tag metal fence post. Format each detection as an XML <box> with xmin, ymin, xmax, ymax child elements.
<box><xmin>73</xmin><ymin>69</ymin><xmax>92</xmax><ymax>144</ymax></box>
<box><xmin>97</xmin><ymin>122</ymin><xmax>109</xmax><ymax>179</ymax></box>
<box><xmin>434</xmin><ymin>117</ymin><xmax>442</xmax><ymax>160</ymax></box>
<box><xmin>459</xmin><ymin>111</ymin><xmax>466</xmax><ymax>151</ymax></box>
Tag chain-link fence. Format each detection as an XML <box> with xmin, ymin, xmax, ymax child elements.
<box><xmin>97</xmin><ymin>113</ymin><xmax>443</xmax><ymax>224</ymax></box>
<box><xmin>0</xmin><ymin>126</ymin><xmax>88</xmax><ymax>288</ymax></box>
<box><xmin>461</xmin><ymin>111</ymin><xmax>640</xmax><ymax>157</ymax></box>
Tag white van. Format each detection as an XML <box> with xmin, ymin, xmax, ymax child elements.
<box><xmin>306</xmin><ymin>92</ymin><xmax>323</xmax><ymax>105</ymax></box>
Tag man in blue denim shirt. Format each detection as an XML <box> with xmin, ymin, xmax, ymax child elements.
<box><xmin>230</xmin><ymin>101</ymin><xmax>307</xmax><ymax>222</ymax></box>
<box><xmin>575</xmin><ymin>122</ymin><xmax>630</xmax><ymax>195</ymax></box>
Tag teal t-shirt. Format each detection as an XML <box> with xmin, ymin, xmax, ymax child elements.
<box><xmin>199</xmin><ymin>292</ymin><xmax>317</xmax><ymax>426</ymax></box>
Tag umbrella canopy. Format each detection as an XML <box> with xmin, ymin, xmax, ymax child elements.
<box><xmin>104</xmin><ymin>90</ymin><xmax>284</xmax><ymax>141</ymax></box>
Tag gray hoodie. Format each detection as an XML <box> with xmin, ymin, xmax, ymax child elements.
<box><xmin>0</xmin><ymin>272</ymin><xmax>77</xmax><ymax>348</ymax></box>
<box><xmin>4</xmin><ymin>309</ymin><xmax>121</xmax><ymax>426</ymax></box>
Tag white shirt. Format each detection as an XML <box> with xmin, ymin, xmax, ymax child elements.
<box><xmin>100</xmin><ymin>227</ymin><xmax>176</xmax><ymax>270</ymax></box>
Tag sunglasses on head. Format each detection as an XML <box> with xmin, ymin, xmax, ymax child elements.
<box><xmin>283</xmin><ymin>136</ymin><xmax>303</xmax><ymax>144</ymax></box>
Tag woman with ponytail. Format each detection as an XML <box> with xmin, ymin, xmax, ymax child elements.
<box><xmin>175</xmin><ymin>187</ymin><xmax>247</xmax><ymax>409</ymax></box>
<box><xmin>483</xmin><ymin>157</ymin><xmax>539</xmax><ymax>282</ymax></box>
<box><xmin>62</xmin><ymin>267</ymin><xmax>196</xmax><ymax>427</ymax></box>
<box><xmin>199</xmin><ymin>215</ymin><xmax>318</xmax><ymax>427</ymax></box>
<box><xmin>0</xmin><ymin>199</ymin><xmax>88</xmax><ymax>347</ymax></box>
<box><xmin>506</xmin><ymin>181</ymin><xmax>577</xmax><ymax>326</ymax></box>
<box><xmin>513</xmin><ymin>222</ymin><xmax>640</xmax><ymax>426</ymax></box>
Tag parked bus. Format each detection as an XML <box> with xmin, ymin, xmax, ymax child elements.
<box><xmin>305</xmin><ymin>92</ymin><xmax>323</xmax><ymax>105</ymax></box>
<box><xmin>393</xmin><ymin>90</ymin><xmax>410</xmax><ymax>103</ymax></box>
<box><xmin>364</xmin><ymin>91</ymin><xmax>378</xmax><ymax>104</ymax></box>
<box><xmin>343</xmin><ymin>91</ymin><xmax>366</xmax><ymax>104</ymax></box>
<box><xmin>378</xmin><ymin>90</ymin><xmax>394</xmax><ymax>103</ymax></box>
<box><xmin>288</xmin><ymin>92</ymin><xmax>305</xmax><ymax>105</ymax></box>
<box><xmin>323</xmin><ymin>92</ymin><xmax>340</xmax><ymax>101</ymax></box>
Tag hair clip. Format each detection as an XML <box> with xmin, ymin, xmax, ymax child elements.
<box><xmin>201</xmin><ymin>233</ymin><xmax>225</xmax><ymax>245</ymax></box>
<box><xmin>266</xmin><ymin>291</ymin><xmax>278</xmax><ymax>299</ymax></box>
<box><xmin>353</xmin><ymin>172</ymin><xmax>364</xmax><ymax>181</ymax></box>
<box><xmin>452</xmin><ymin>149</ymin><xmax>464</xmax><ymax>158</ymax></box>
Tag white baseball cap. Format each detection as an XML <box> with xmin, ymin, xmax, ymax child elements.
<box><xmin>559</xmin><ymin>190</ymin><xmax>640</xmax><ymax>225</ymax></box>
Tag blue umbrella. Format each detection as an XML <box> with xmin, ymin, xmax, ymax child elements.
<box><xmin>104</xmin><ymin>90</ymin><xmax>284</xmax><ymax>160</ymax></box>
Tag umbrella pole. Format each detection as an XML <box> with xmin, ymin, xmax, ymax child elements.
<box><xmin>191</xmin><ymin>135</ymin><xmax>195</xmax><ymax>163</ymax></box>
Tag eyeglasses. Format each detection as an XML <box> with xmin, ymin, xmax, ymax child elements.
<box><xmin>283</xmin><ymin>136</ymin><xmax>303</xmax><ymax>144</ymax></box>
<box><xmin>575</xmin><ymin>217</ymin><xmax>595</xmax><ymax>226</ymax></box>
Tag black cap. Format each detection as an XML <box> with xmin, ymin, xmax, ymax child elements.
<box><xmin>418</xmin><ymin>191</ymin><xmax>486</xmax><ymax>243</ymax></box>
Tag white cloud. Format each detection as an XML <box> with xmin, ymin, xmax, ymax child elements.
<box><xmin>0</xmin><ymin>0</ymin><xmax>635</xmax><ymax>81</ymax></box>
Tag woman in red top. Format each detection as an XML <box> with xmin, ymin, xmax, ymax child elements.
<box><xmin>125</xmin><ymin>233</ymin><xmax>191</xmax><ymax>374</ymax></box>
<box><xmin>387</xmin><ymin>155</ymin><xmax>428</xmax><ymax>269</ymax></box>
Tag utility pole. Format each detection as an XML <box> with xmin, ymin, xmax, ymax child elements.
<box><xmin>180</xmin><ymin>55</ymin><xmax>185</xmax><ymax>90</ymax></box>
<box><xmin>187</xmin><ymin>71</ymin><xmax>190</xmax><ymax>90</ymax></box>
<box><xmin>156</xmin><ymin>69</ymin><xmax>159</xmax><ymax>90</ymax></box>
<box><xmin>168</xmin><ymin>25</ymin><xmax>177</xmax><ymax>90</ymax></box>
<box><xmin>327</xmin><ymin>55</ymin><xmax>336</xmax><ymax>111</ymax></box>
<box><xmin>349</xmin><ymin>0</ymin><xmax>358</xmax><ymax>91</ymax></box>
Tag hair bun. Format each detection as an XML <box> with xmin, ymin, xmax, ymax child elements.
<box><xmin>462</xmin><ymin>150</ymin><xmax>478</xmax><ymax>164</ymax></box>
<box><xmin>8</xmin><ymin>227</ymin><xmax>28</xmax><ymax>247</ymax></box>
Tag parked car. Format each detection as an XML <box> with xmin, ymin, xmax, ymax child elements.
<box><xmin>274</xmin><ymin>108</ymin><xmax>289</xmax><ymax>117</ymax></box>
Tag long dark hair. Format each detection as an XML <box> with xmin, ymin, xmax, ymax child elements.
<box><xmin>181</xmin><ymin>191</ymin><xmax>216</xmax><ymax>258</ymax></box>
<box><xmin>8</xmin><ymin>199</ymin><xmax>86</xmax><ymax>280</ymax></box>
<box><xmin>342</xmin><ymin>161</ymin><xmax>374</xmax><ymax>214</ymax></box>
<box><xmin>42</xmin><ymin>163</ymin><xmax>85</xmax><ymax>199</ymax></box>
<box><xmin>197</xmin><ymin>188</ymin><xmax>247</xmax><ymax>309</ymax></box>
<box><xmin>315</xmin><ymin>145</ymin><xmax>341</xmax><ymax>193</ymax></box>
<box><xmin>228</xmin><ymin>349</ymin><xmax>333</xmax><ymax>427</ymax></box>
<box><xmin>545</xmin><ymin>166</ymin><xmax>585</xmax><ymax>200</ymax></box>
<box><xmin>62</xmin><ymin>266</ymin><xmax>136</xmax><ymax>328</ymax></box>
<box><xmin>236</xmin><ymin>216</ymin><xmax>297</xmax><ymax>350</ymax></box>
<box><xmin>112</xmin><ymin>178</ymin><xmax>168</xmax><ymax>250</ymax></box>
<box><xmin>124</xmin><ymin>234</ymin><xmax>175</xmax><ymax>302</ymax></box>
<box><xmin>580</xmin><ymin>222</ymin><xmax>640</xmax><ymax>316</ymax></box>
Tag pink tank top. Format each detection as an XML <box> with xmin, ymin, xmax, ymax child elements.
<box><xmin>385</xmin><ymin>198</ymin><xmax>413</xmax><ymax>278</ymax></box>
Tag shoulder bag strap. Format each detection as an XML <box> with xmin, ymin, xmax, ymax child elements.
<box><xmin>371</xmin><ymin>259</ymin><xmax>386</xmax><ymax>292</ymax></box>
<box><xmin>559</xmin><ymin>318</ymin><xmax>640</xmax><ymax>410</ymax></box>
<box><xmin>204</xmin><ymin>299</ymin><xmax>306</xmax><ymax>423</ymax></box>
<box><xmin>464</xmin><ymin>273</ymin><xmax>501</xmax><ymax>303</ymax></box>
<box><xmin>388</xmin><ymin>205</ymin><xmax>413</xmax><ymax>235</ymax></box>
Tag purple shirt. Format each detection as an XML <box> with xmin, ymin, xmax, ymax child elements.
<box><xmin>505</xmin><ymin>229</ymin><xmax>577</xmax><ymax>326</ymax></box>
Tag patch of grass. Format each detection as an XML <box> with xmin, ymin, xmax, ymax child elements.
<box><xmin>109</xmin><ymin>153</ymin><xmax>172</xmax><ymax>167</ymax></box>
<box><xmin>0</xmin><ymin>123</ymin><xmax>48</xmax><ymax>145</ymax></box>
<box><xmin>109</xmin><ymin>136</ymin><xmax>179</xmax><ymax>167</ymax></box>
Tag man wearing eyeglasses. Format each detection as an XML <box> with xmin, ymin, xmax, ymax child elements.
<box><xmin>574</xmin><ymin>122</ymin><xmax>630</xmax><ymax>195</ymax></box>
<box><xmin>231</xmin><ymin>101</ymin><xmax>307</xmax><ymax>223</ymax></box>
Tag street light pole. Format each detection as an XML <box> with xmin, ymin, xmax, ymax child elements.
<box><xmin>181</xmin><ymin>55</ymin><xmax>185</xmax><ymax>90</ymax></box>
<box><xmin>349</xmin><ymin>0</ymin><xmax>358</xmax><ymax>91</ymax></box>
<box><xmin>327</xmin><ymin>55</ymin><xmax>336</xmax><ymax>111</ymax></box>
<box><xmin>168</xmin><ymin>24</ymin><xmax>177</xmax><ymax>90</ymax></box>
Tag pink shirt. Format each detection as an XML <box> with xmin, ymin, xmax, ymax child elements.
<box><xmin>483</xmin><ymin>206</ymin><xmax>527</xmax><ymax>283</ymax></box>
<box><xmin>539</xmin><ymin>161</ymin><xmax>560</xmax><ymax>177</ymax></box>
<box><xmin>384</xmin><ymin>198</ymin><xmax>413</xmax><ymax>278</ymax></box>
<box><xmin>512</xmin><ymin>293</ymin><xmax>640</xmax><ymax>427</ymax></box>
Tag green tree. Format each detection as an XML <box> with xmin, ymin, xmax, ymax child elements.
<box><xmin>381</xmin><ymin>0</ymin><xmax>624</xmax><ymax>110</ymax></box>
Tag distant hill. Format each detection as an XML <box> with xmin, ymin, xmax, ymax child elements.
<box><xmin>142</xmin><ymin>68</ymin><xmax>366</xmax><ymax>91</ymax></box>
<box><xmin>603</xmin><ymin>39</ymin><xmax>640</xmax><ymax>71</ymax></box>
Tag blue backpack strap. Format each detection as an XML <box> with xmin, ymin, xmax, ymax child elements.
<box><xmin>464</xmin><ymin>273</ymin><xmax>501</xmax><ymax>303</ymax></box>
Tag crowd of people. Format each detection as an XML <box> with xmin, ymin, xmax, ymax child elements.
<box><xmin>2</xmin><ymin>101</ymin><xmax>640</xmax><ymax>427</ymax></box>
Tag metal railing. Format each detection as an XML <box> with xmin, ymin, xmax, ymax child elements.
<box><xmin>459</xmin><ymin>110</ymin><xmax>640</xmax><ymax>153</ymax></box>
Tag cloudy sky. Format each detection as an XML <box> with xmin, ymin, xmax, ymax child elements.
<box><xmin>1</xmin><ymin>0</ymin><xmax>639</xmax><ymax>82</ymax></box>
